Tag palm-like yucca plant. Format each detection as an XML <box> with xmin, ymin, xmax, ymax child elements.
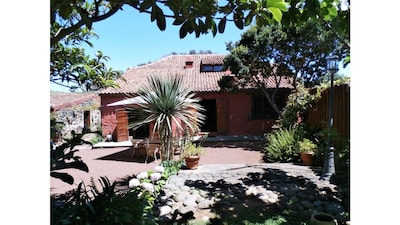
<box><xmin>126</xmin><ymin>75</ymin><xmax>205</xmax><ymax>161</ymax></box>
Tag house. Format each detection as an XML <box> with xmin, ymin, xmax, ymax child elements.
<box><xmin>99</xmin><ymin>54</ymin><xmax>294</xmax><ymax>142</ymax></box>
<box><xmin>50</xmin><ymin>91</ymin><xmax>101</xmax><ymax>139</ymax></box>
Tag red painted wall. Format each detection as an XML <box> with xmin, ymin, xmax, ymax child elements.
<box><xmin>100</xmin><ymin>94</ymin><xmax>186</xmax><ymax>140</ymax></box>
<box><xmin>100</xmin><ymin>92</ymin><xmax>279</xmax><ymax>139</ymax></box>
<box><xmin>198</xmin><ymin>92</ymin><xmax>276</xmax><ymax>135</ymax></box>
<box><xmin>100</xmin><ymin>94</ymin><xmax>126</xmax><ymax>138</ymax></box>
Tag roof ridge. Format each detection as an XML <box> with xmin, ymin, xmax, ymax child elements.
<box><xmin>127</xmin><ymin>53</ymin><xmax>227</xmax><ymax>70</ymax></box>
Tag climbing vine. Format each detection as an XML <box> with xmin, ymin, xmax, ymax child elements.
<box><xmin>279</xmin><ymin>77</ymin><xmax>350</xmax><ymax>129</ymax></box>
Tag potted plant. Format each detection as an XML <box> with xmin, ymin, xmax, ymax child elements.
<box><xmin>299</xmin><ymin>138</ymin><xmax>317</xmax><ymax>166</ymax></box>
<box><xmin>310</xmin><ymin>212</ymin><xmax>338</xmax><ymax>225</ymax></box>
<box><xmin>182</xmin><ymin>142</ymin><xmax>204</xmax><ymax>169</ymax></box>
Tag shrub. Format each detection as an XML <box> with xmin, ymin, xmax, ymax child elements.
<box><xmin>264</xmin><ymin>126</ymin><xmax>299</xmax><ymax>162</ymax></box>
<box><xmin>160</xmin><ymin>159</ymin><xmax>184</xmax><ymax>177</ymax></box>
<box><xmin>89</xmin><ymin>132</ymin><xmax>104</xmax><ymax>144</ymax></box>
<box><xmin>51</xmin><ymin>177</ymin><xmax>153</xmax><ymax>225</ymax></box>
<box><xmin>51</xmin><ymin>162</ymin><xmax>184</xmax><ymax>225</ymax></box>
<box><xmin>298</xmin><ymin>138</ymin><xmax>317</xmax><ymax>154</ymax></box>
<box><xmin>279</xmin><ymin>84</ymin><xmax>319</xmax><ymax>129</ymax></box>
<box><xmin>315</xmin><ymin>128</ymin><xmax>350</xmax><ymax>169</ymax></box>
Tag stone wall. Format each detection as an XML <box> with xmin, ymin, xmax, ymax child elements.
<box><xmin>54</xmin><ymin>98</ymin><xmax>101</xmax><ymax>139</ymax></box>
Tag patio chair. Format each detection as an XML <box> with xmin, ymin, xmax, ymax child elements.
<box><xmin>130</xmin><ymin>139</ymin><xmax>146</xmax><ymax>159</ymax></box>
<box><xmin>144</xmin><ymin>138</ymin><xmax>161</xmax><ymax>164</ymax></box>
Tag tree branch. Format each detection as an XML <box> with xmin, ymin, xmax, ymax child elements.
<box><xmin>51</xmin><ymin>3</ymin><xmax>123</xmax><ymax>46</ymax></box>
<box><xmin>318</xmin><ymin>15</ymin><xmax>350</xmax><ymax>50</ymax></box>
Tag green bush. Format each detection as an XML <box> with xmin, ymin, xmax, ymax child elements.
<box><xmin>51</xmin><ymin>177</ymin><xmax>154</xmax><ymax>225</ymax></box>
<box><xmin>299</xmin><ymin>138</ymin><xmax>317</xmax><ymax>154</ymax></box>
<box><xmin>89</xmin><ymin>132</ymin><xmax>105</xmax><ymax>144</ymax></box>
<box><xmin>315</xmin><ymin>128</ymin><xmax>350</xmax><ymax>169</ymax></box>
<box><xmin>264</xmin><ymin>126</ymin><xmax>299</xmax><ymax>162</ymax></box>
<box><xmin>160</xmin><ymin>159</ymin><xmax>184</xmax><ymax>177</ymax></box>
<box><xmin>51</xmin><ymin>161</ymin><xmax>185</xmax><ymax>225</ymax></box>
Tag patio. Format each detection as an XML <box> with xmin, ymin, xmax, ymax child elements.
<box><xmin>50</xmin><ymin>138</ymin><xmax>265</xmax><ymax>196</ymax></box>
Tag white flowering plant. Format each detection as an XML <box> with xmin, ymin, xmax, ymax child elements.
<box><xmin>127</xmin><ymin>160</ymin><xmax>184</xmax><ymax>211</ymax></box>
<box><xmin>128</xmin><ymin>165</ymin><xmax>168</xmax><ymax>209</ymax></box>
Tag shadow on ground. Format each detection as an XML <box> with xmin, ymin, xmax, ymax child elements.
<box><xmin>96</xmin><ymin>148</ymin><xmax>157</xmax><ymax>163</ymax></box>
<box><xmin>202</xmin><ymin>140</ymin><xmax>266</xmax><ymax>152</ymax></box>
<box><xmin>160</xmin><ymin>167</ymin><xmax>349</xmax><ymax>225</ymax></box>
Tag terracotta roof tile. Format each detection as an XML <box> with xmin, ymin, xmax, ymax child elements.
<box><xmin>200</xmin><ymin>55</ymin><xmax>226</xmax><ymax>65</ymax></box>
<box><xmin>50</xmin><ymin>92</ymin><xmax>100</xmax><ymax>111</ymax></box>
<box><xmin>99</xmin><ymin>54</ymin><xmax>293</xmax><ymax>94</ymax></box>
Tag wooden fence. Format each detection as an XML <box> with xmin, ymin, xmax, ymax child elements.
<box><xmin>305</xmin><ymin>84</ymin><xmax>350</xmax><ymax>141</ymax></box>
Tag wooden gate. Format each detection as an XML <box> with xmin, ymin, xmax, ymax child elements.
<box><xmin>116</xmin><ymin>109</ymin><xmax>129</xmax><ymax>142</ymax></box>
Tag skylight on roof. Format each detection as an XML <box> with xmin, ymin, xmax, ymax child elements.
<box><xmin>201</xmin><ymin>64</ymin><xmax>224</xmax><ymax>72</ymax></box>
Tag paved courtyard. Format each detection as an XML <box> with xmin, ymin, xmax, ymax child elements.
<box><xmin>50</xmin><ymin>139</ymin><xmax>349</xmax><ymax>224</ymax></box>
<box><xmin>50</xmin><ymin>140</ymin><xmax>265</xmax><ymax>196</ymax></box>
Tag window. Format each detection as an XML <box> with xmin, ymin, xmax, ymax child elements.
<box><xmin>251</xmin><ymin>94</ymin><xmax>286</xmax><ymax>120</ymax></box>
<box><xmin>202</xmin><ymin>65</ymin><xmax>213</xmax><ymax>72</ymax></box>
<box><xmin>200</xmin><ymin>64</ymin><xmax>224</xmax><ymax>72</ymax></box>
<box><xmin>213</xmin><ymin>65</ymin><xmax>224</xmax><ymax>72</ymax></box>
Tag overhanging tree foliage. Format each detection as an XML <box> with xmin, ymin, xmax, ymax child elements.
<box><xmin>223</xmin><ymin>18</ymin><xmax>346</xmax><ymax>116</ymax></box>
<box><xmin>51</xmin><ymin>0</ymin><xmax>350</xmax><ymax>91</ymax></box>
<box><xmin>50</xmin><ymin>2</ymin><xmax>124</xmax><ymax>91</ymax></box>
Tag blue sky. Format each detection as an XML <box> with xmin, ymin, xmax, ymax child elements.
<box><xmin>50</xmin><ymin>5</ymin><xmax>350</xmax><ymax>91</ymax></box>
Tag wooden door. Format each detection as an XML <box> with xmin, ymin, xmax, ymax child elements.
<box><xmin>116</xmin><ymin>109</ymin><xmax>129</xmax><ymax>142</ymax></box>
<box><xmin>216</xmin><ymin>98</ymin><xmax>228</xmax><ymax>134</ymax></box>
<box><xmin>84</xmin><ymin>111</ymin><xmax>90</xmax><ymax>129</ymax></box>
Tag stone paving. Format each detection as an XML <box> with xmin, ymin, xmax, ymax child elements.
<box><xmin>155</xmin><ymin>163</ymin><xmax>349</xmax><ymax>224</ymax></box>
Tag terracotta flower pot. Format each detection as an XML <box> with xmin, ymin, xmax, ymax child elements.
<box><xmin>310</xmin><ymin>212</ymin><xmax>338</xmax><ymax>225</ymax></box>
<box><xmin>300</xmin><ymin>153</ymin><xmax>315</xmax><ymax>166</ymax></box>
<box><xmin>184</xmin><ymin>156</ymin><xmax>200</xmax><ymax>170</ymax></box>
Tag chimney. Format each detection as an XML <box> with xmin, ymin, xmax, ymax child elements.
<box><xmin>184</xmin><ymin>57</ymin><xmax>193</xmax><ymax>69</ymax></box>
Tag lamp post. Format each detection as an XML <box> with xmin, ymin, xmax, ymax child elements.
<box><xmin>322</xmin><ymin>54</ymin><xmax>339</xmax><ymax>181</ymax></box>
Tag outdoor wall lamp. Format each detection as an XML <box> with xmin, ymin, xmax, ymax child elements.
<box><xmin>322</xmin><ymin>54</ymin><xmax>339</xmax><ymax>181</ymax></box>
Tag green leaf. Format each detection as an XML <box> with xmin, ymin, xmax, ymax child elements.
<box><xmin>327</xmin><ymin>5</ymin><xmax>338</xmax><ymax>17</ymax></box>
<box><xmin>244</xmin><ymin>12</ymin><xmax>255</xmax><ymax>26</ymax></box>
<box><xmin>151</xmin><ymin>5</ymin><xmax>157</xmax><ymax>22</ymax></box>
<box><xmin>173</xmin><ymin>17</ymin><xmax>186</xmax><ymax>26</ymax></box>
<box><xmin>233</xmin><ymin>12</ymin><xmax>244</xmax><ymax>29</ymax></box>
<box><xmin>269</xmin><ymin>7</ymin><xmax>283</xmax><ymax>22</ymax></box>
<box><xmin>211</xmin><ymin>20</ymin><xmax>217</xmax><ymax>37</ymax></box>
<box><xmin>218</xmin><ymin>17</ymin><xmax>226</xmax><ymax>33</ymax></box>
<box><xmin>197</xmin><ymin>18</ymin><xmax>206</xmax><ymax>32</ymax></box>
<box><xmin>187</xmin><ymin>19</ymin><xmax>195</xmax><ymax>33</ymax></box>
<box><xmin>343</xmin><ymin>55</ymin><xmax>350</xmax><ymax>67</ymax></box>
<box><xmin>267</xmin><ymin>0</ymin><xmax>289</xmax><ymax>12</ymax></box>
<box><xmin>156</xmin><ymin>7</ymin><xmax>166</xmax><ymax>30</ymax></box>
<box><xmin>140</xmin><ymin>0</ymin><xmax>152</xmax><ymax>11</ymax></box>
<box><xmin>50</xmin><ymin>172</ymin><xmax>74</xmax><ymax>184</ymax></box>
<box><xmin>205</xmin><ymin>16</ymin><xmax>212</xmax><ymax>28</ymax></box>
<box><xmin>179</xmin><ymin>23</ymin><xmax>188</xmax><ymax>38</ymax></box>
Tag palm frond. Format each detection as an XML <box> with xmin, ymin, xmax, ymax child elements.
<box><xmin>124</xmin><ymin>75</ymin><xmax>206</xmax><ymax>160</ymax></box>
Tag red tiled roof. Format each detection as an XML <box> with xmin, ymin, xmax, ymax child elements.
<box><xmin>50</xmin><ymin>91</ymin><xmax>100</xmax><ymax>111</ymax></box>
<box><xmin>201</xmin><ymin>55</ymin><xmax>225</xmax><ymax>65</ymax></box>
<box><xmin>99</xmin><ymin>54</ymin><xmax>294</xmax><ymax>94</ymax></box>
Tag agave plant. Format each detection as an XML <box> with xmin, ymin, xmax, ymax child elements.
<box><xmin>126</xmin><ymin>75</ymin><xmax>205</xmax><ymax>161</ymax></box>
